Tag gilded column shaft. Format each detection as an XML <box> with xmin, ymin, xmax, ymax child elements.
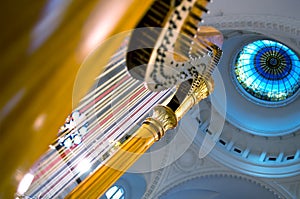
<box><xmin>66</xmin><ymin>78</ymin><xmax>213</xmax><ymax>199</ymax></box>
<box><xmin>65</xmin><ymin>106</ymin><xmax>177</xmax><ymax>199</ymax></box>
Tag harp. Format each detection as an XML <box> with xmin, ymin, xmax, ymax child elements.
<box><xmin>0</xmin><ymin>0</ymin><xmax>222</xmax><ymax>198</ymax></box>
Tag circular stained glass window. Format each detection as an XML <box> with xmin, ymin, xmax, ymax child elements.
<box><xmin>234</xmin><ymin>39</ymin><xmax>300</xmax><ymax>103</ymax></box>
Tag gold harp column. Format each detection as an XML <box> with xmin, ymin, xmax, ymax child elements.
<box><xmin>0</xmin><ymin>0</ymin><xmax>154</xmax><ymax>198</ymax></box>
<box><xmin>66</xmin><ymin>77</ymin><xmax>213</xmax><ymax>199</ymax></box>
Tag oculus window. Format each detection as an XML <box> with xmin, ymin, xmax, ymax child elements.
<box><xmin>234</xmin><ymin>39</ymin><xmax>300</xmax><ymax>103</ymax></box>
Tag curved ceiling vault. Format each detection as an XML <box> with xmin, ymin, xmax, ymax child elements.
<box><xmin>109</xmin><ymin>1</ymin><xmax>300</xmax><ymax>198</ymax></box>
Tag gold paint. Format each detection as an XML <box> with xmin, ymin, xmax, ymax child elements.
<box><xmin>0</xmin><ymin>0</ymin><xmax>154</xmax><ymax>197</ymax></box>
<box><xmin>175</xmin><ymin>77</ymin><xmax>214</xmax><ymax>121</ymax></box>
<box><xmin>66</xmin><ymin>78</ymin><xmax>213</xmax><ymax>198</ymax></box>
<box><xmin>65</xmin><ymin>104</ymin><xmax>177</xmax><ymax>199</ymax></box>
<box><xmin>65</xmin><ymin>0</ymin><xmax>221</xmax><ymax>198</ymax></box>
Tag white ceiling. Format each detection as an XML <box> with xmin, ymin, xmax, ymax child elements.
<box><xmin>139</xmin><ymin>1</ymin><xmax>300</xmax><ymax>198</ymax></box>
<box><xmin>207</xmin><ymin>0</ymin><xmax>300</xmax><ymax>20</ymax></box>
<box><xmin>95</xmin><ymin>0</ymin><xmax>300</xmax><ymax>198</ymax></box>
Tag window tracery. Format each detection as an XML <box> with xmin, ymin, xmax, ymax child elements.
<box><xmin>234</xmin><ymin>39</ymin><xmax>300</xmax><ymax>102</ymax></box>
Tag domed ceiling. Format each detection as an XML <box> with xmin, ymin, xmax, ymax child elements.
<box><xmin>141</xmin><ymin>0</ymin><xmax>300</xmax><ymax>198</ymax></box>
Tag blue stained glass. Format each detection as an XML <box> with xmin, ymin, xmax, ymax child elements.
<box><xmin>105</xmin><ymin>185</ymin><xmax>125</xmax><ymax>199</ymax></box>
<box><xmin>234</xmin><ymin>40</ymin><xmax>300</xmax><ymax>102</ymax></box>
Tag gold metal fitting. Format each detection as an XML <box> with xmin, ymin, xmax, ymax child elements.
<box><xmin>189</xmin><ymin>76</ymin><xmax>214</xmax><ymax>104</ymax></box>
<box><xmin>144</xmin><ymin>105</ymin><xmax>178</xmax><ymax>141</ymax></box>
<box><xmin>175</xmin><ymin>77</ymin><xmax>214</xmax><ymax>121</ymax></box>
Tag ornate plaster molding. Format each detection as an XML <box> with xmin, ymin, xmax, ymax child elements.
<box><xmin>154</xmin><ymin>169</ymin><xmax>290</xmax><ymax>199</ymax></box>
<box><xmin>204</xmin><ymin>15</ymin><xmax>300</xmax><ymax>51</ymax></box>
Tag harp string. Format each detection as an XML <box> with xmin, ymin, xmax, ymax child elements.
<box><xmin>23</xmin><ymin>41</ymin><xmax>174</xmax><ymax>198</ymax></box>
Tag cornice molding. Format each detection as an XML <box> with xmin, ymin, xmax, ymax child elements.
<box><xmin>142</xmin><ymin>13</ymin><xmax>300</xmax><ymax>199</ymax></box>
<box><xmin>204</xmin><ymin>15</ymin><xmax>300</xmax><ymax>51</ymax></box>
<box><xmin>155</xmin><ymin>169</ymin><xmax>288</xmax><ymax>199</ymax></box>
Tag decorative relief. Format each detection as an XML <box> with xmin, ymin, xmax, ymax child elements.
<box><xmin>204</xmin><ymin>15</ymin><xmax>300</xmax><ymax>50</ymax></box>
<box><xmin>142</xmin><ymin>144</ymin><xmax>207</xmax><ymax>199</ymax></box>
<box><xmin>190</xmin><ymin>14</ymin><xmax>300</xmax><ymax>179</ymax></box>
<box><xmin>274</xmin><ymin>178</ymin><xmax>300</xmax><ymax>199</ymax></box>
<box><xmin>176</xmin><ymin>148</ymin><xmax>197</xmax><ymax>171</ymax></box>
<box><xmin>143</xmin><ymin>13</ymin><xmax>300</xmax><ymax>199</ymax></box>
<box><xmin>153</xmin><ymin>170</ymin><xmax>289</xmax><ymax>199</ymax></box>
